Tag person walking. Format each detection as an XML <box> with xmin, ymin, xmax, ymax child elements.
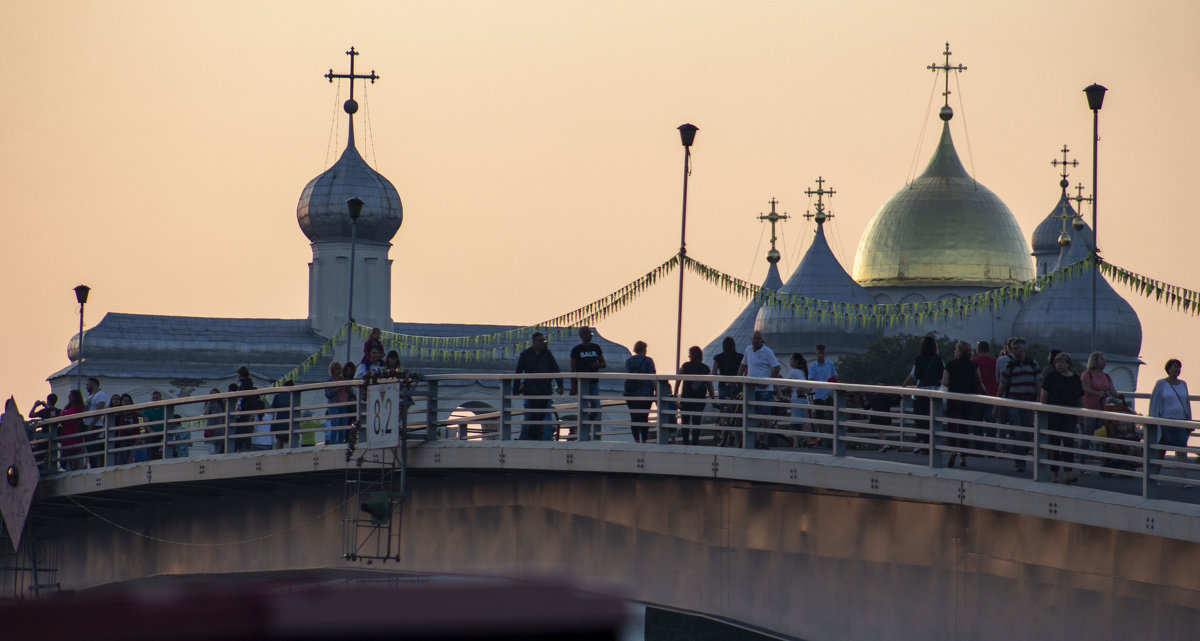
<box><xmin>1041</xmin><ymin>352</ymin><xmax>1083</xmax><ymax>483</ymax></box>
<box><xmin>515</xmin><ymin>332</ymin><xmax>564</xmax><ymax>441</ymax></box>
<box><xmin>623</xmin><ymin>341</ymin><xmax>656</xmax><ymax>443</ymax></box>
<box><xmin>570</xmin><ymin>327</ymin><xmax>607</xmax><ymax>440</ymax></box>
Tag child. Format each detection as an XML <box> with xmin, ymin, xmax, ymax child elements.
<box><xmin>361</xmin><ymin>327</ymin><xmax>384</xmax><ymax>365</ymax></box>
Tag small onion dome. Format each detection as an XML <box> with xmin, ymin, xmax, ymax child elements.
<box><xmin>703</xmin><ymin>261</ymin><xmax>783</xmax><ymax>360</ymax></box>
<box><xmin>852</xmin><ymin>122</ymin><xmax>1033</xmax><ymax>288</ymax></box>
<box><xmin>297</xmin><ymin>143</ymin><xmax>403</xmax><ymax>243</ymax></box>
<box><xmin>1012</xmin><ymin>223</ymin><xmax>1141</xmax><ymax>358</ymax></box>
<box><xmin>1031</xmin><ymin>192</ymin><xmax>1093</xmax><ymax>264</ymax></box>
<box><xmin>757</xmin><ymin>223</ymin><xmax>880</xmax><ymax>355</ymax></box>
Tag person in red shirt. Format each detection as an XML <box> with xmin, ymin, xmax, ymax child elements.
<box><xmin>971</xmin><ymin>340</ymin><xmax>999</xmax><ymax>448</ymax></box>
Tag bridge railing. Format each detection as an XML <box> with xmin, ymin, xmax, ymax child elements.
<box><xmin>25</xmin><ymin>373</ymin><xmax>1199</xmax><ymax>500</ymax></box>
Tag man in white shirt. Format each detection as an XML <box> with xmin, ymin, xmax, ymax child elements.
<box><xmin>738</xmin><ymin>331</ymin><xmax>781</xmax><ymax>429</ymax></box>
<box><xmin>84</xmin><ymin>377</ymin><xmax>108</xmax><ymax>468</ymax></box>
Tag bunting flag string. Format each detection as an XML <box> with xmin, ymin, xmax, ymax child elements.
<box><xmin>269</xmin><ymin>252</ymin><xmax>1192</xmax><ymax>385</ymax></box>
<box><xmin>1098</xmin><ymin>258</ymin><xmax>1200</xmax><ymax>316</ymax></box>
<box><xmin>680</xmin><ymin>253</ymin><xmax>1096</xmax><ymax>329</ymax></box>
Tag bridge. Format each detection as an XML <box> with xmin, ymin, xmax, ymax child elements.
<box><xmin>5</xmin><ymin>373</ymin><xmax>1200</xmax><ymax>640</ymax></box>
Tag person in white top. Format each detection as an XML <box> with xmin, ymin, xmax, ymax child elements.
<box><xmin>738</xmin><ymin>330</ymin><xmax>781</xmax><ymax>430</ymax></box>
<box><xmin>1149</xmin><ymin>358</ymin><xmax>1193</xmax><ymax>484</ymax></box>
<box><xmin>784</xmin><ymin>353</ymin><xmax>810</xmax><ymax>447</ymax></box>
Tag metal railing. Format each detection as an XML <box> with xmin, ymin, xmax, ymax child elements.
<box><xmin>24</xmin><ymin>372</ymin><xmax>1199</xmax><ymax>500</ymax></box>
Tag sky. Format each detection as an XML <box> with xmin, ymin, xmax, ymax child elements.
<box><xmin>2</xmin><ymin>0</ymin><xmax>1197</xmax><ymax>410</ymax></box>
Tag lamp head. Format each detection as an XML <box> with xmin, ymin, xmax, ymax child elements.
<box><xmin>1084</xmin><ymin>83</ymin><xmax>1107</xmax><ymax>111</ymax></box>
<box><xmin>74</xmin><ymin>284</ymin><xmax>90</xmax><ymax>305</ymax></box>
<box><xmin>346</xmin><ymin>197</ymin><xmax>365</xmax><ymax>221</ymax></box>
<box><xmin>677</xmin><ymin>123</ymin><xmax>698</xmax><ymax>147</ymax></box>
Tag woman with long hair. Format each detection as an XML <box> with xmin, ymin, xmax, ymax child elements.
<box><xmin>903</xmin><ymin>335</ymin><xmax>945</xmax><ymax>448</ymax></box>
<box><xmin>57</xmin><ymin>389</ymin><xmax>86</xmax><ymax>471</ymax></box>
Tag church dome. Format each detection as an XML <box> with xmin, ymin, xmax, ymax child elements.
<box><xmin>1031</xmin><ymin>190</ymin><xmax>1093</xmax><ymax>275</ymax></box>
<box><xmin>852</xmin><ymin>122</ymin><xmax>1034</xmax><ymax>288</ymax></box>
<box><xmin>297</xmin><ymin>142</ymin><xmax>403</xmax><ymax>244</ymax></box>
<box><xmin>758</xmin><ymin>222</ymin><xmax>880</xmax><ymax>355</ymax></box>
<box><xmin>1012</xmin><ymin>223</ymin><xmax>1141</xmax><ymax>358</ymax></box>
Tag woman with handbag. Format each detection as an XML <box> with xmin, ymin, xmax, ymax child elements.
<box><xmin>624</xmin><ymin>341</ymin><xmax>656</xmax><ymax>443</ymax></box>
<box><xmin>1149</xmin><ymin>358</ymin><xmax>1193</xmax><ymax>486</ymax></box>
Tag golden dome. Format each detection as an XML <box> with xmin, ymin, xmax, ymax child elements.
<box><xmin>852</xmin><ymin>123</ymin><xmax>1034</xmax><ymax>288</ymax></box>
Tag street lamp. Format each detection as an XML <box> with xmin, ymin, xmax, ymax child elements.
<box><xmin>675</xmin><ymin>124</ymin><xmax>698</xmax><ymax>372</ymax></box>
<box><xmin>73</xmin><ymin>284</ymin><xmax>90</xmax><ymax>392</ymax></box>
<box><xmin>345</xmin><ymin>197</ymin><xmax>364</xmax><ymax>360</ymax></box>
<box><xmin>1084</xmin><ymin>83</ymin><xmax>1106</xmax><ymax>354</ymax></box>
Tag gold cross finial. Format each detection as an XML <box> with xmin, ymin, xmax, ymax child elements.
<box><xmin>803</xmin><ymin>176</ymin><xmax>836</xmax><ymax>225</ymax></box>
<box><xmin>1051</xmin><ymin>144</ymin><xmax>1078</xmax><ymax>186</ymax></box>
<box><xmin>927</xmin><ymin>42</ymin><xmax>967</xmax><ymax>107</ymax></box>
<box><xmin>1070</xmin><ymin>182</ymin><xmax>1093</xmax><ymax>217</ymax></box>
<box><xmin>757</xmin><ymin>198</ymin><xmax>789</xmax><ymax>264</ymax></box>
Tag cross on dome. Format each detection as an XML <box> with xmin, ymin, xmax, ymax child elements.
<box><xmin>324</xmin><ymin>46</ymin><xmax>380</xmax><ymax>145</ymax></box>
<box><xmin>803</xmin><ymin>176</ymin><xmax>836</xmax><ymax>226</ymax></box>
<box><xmin>757</xmin><ymin>198</ymin><xmax>789</xmax><ymax>264</ymax></box>
<box><xmin>928</xmin><ymin>42</ymin><xmax>967</xmax><ymax>120</ymax></box>
<box><xmin>1051</xmin><ymin>144</ymin><xmax>1078</xmax><ymax>188</ymax></box>
<box><xmin>1070</xmin><ymin>182</ymin><xmax>1093</xmax><ymax>216</ymax></box>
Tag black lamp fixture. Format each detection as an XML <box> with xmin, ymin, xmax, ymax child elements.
<box><xmin>347</xmin><ymin>196</ymin><xmax>365</xmax><ymax>221</ymax></box>
<box><xmin>1083</xmin><ymin>83</ymin><xmax>1107</xmax><ymax>354</ymax></box>
<box><xmin>73</xmin><ymin>284</ymin><xmax>90</xmax><ymax>392</ymax></box>
<box><xmin>674</xmin><ymin>123</ymin><xmax>698</xmax><ymax>384</ymax></box>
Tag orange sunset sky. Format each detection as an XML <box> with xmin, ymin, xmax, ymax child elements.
<box><xmin>2</xmin><ymin>1</ymin><xmax>1197</xmax><ymax>409</ymax></box>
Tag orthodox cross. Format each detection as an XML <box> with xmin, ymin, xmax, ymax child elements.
<box><xmin>1070</xmin><ymin>182</ymin><xmax>1093</xmax><ymax>217</ymax></box>
<box><xmin>757</xmin><ymin>198</ymin><xmax>789</xmax><ymax>259</ymax></box>
<box><xmin>928</xmin><ymin>42</ymin><xmax>967</xmax><ymax>107</ymax></box>
<box><xmin>1051</xmin><ymin>144</ymin><xmax>1078</xmax><ymax>185</ymax></box>
<box><xmin>804</xmin><ymin>176</ymin><xmax>836</xmax><ymax>225</ymax></box>
<box><xmin>325</xmin><ymin>47</ymin><xmax>379</xmax><ymax>109</ymax></box>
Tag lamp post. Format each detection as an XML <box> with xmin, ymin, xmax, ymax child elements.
<box><xmin>1084</xmin><ymin>83</ymin><xmax>1106</xmax><ymax>354</ymax></box>
<box><xmin>675</xmin><ymin>124</ymin><xmax>698</xmax><ymax>372</ymax></box>
<box><xmin>73</xmin><ymin>284</ymin><xmax>90</xmax><ymax>392</ymax></box>
<box><xmin>345</xmin><ymin>197</ymin><xmax>364</xmax><ymax>360</ymax></box>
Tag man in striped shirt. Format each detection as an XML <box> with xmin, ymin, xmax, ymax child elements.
<box><xmin>998</xmin><ymin>338</ymin><xmax>1041</xmax><ymax>474</ymax></box>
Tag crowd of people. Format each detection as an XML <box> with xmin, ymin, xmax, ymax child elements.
<box><xmin>24</xmin><ymin>326</ymin><xmax>1194</xmax><ymax>484</ymax></box>
<box><xmin>509</xmin><ymin>328</ymin><xmax>1194</xmax><ymax>484</ymax></box>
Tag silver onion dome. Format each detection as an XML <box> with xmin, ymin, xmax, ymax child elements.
<box><xmin>297</xmin><ymin>143</ymin><xmax>403</xmax><ymax>243</ymax></box>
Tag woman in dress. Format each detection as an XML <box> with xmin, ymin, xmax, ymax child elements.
<box><xmin>785</xmin><ymin>353</ymin><xmax>811</xmax><ymax>448</ymax></box>
<box><xmin>57</xmin><ymin>390</ymin><xmax>86</xmax><ymax>471</ymax></box>
<box><xmin>1040</xmin><ymin>352</ymin><xmax>1083</xmax><ymax>483</ymax></box>
<box><xmin>902</xmin><ymin>335</ymin><xmax>945</xmax><ymax>447</ymax></box>
<box><xmin>1149</xmin><ymin>359</ymin><xmax>1193</xmax><ymax>484</ymax></box>
<box><xmin>941</xmin><ymin>341</ymin><xmax>982</xmax><ymax>468</ymax></box>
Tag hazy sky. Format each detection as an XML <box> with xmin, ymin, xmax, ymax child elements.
<box><xmin>2</xmin><ymin>1</ymin><xmax>1197</xmax><ymax>409</ymax></box>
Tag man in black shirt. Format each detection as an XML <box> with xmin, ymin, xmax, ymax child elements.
<box><xmin>570</xmin><ymin>327</ymin><xmax>607</xmax><ymax>440</ymax></box>
<box><xmin>515</xmin><ymin>332</ymin><xmax>563</xmax><ymax>440</ymax></box>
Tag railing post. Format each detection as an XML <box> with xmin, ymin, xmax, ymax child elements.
<box><xmin>288</xmin><ymin>391</ymin><xmax>298</xmax><ymax>449</ymax></box>
<box><xmin>223</xmin><ymin>398</ymin><xmax>232</xmax><ymax>453</ymax></box>
<box><xmin>1033</xmin><ymin>409</ymin><xmax>1049</xmax><ymax>482</ymax></box>
<box><xmin>832</xmin><ymin>388</ymin><xmax>846</xmax><ymax>457</ymax></box>
<box><xmin>161</xmin><ymin>403</ymin><xmax>173</xmax><ymax>459</ymax></box>
<box><xmin>741</xmin><ymin>382</ymin><xmax>751</xmax><ymax>450</ymax></box>
<box><xmin>500</xmin><ymin>379</ymin><xmax>513</xmax><ymax>441</ymax></box>
<box><xmin>655</xmin><ymin>378</ymin><xmax>668</xmax><ymax>445</ymax></box>
<box><xmin>575</xmin><ymin>376</ymin><xmax>588</xmax><ymax>442</ymax></box>
<box><xmin>928</xmin><ymin>392</ymin><xmax>943</xmax><ymax>468</ymax></box>
<box><xmin>1144</xmin><ymin>421</ymin><xmax>1159</xmax><ymax>499</ymax></box>
<box><xmin>425</xmin><ymin>379</ymin><xmax>441</xmax><ymax>441</ymax></box>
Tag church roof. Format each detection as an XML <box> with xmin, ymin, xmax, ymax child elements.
<box><xmin>50</xmin><ymin>313</ymin><xmax>631</xmax><ymax>386</ymax></box>
<box><xmin>702</xmin><ymin>261</ymin><xmax>783</xmax><ymax>359</ymax></box>
<box><xmin>852</xmin><ymin>121</ymin><xmax>1034</xmax><ymax>288</ymax></box>
<box><xmin>296</xmin><ymin>142</ymin><xmax>404</xmax><ymax>244</ymax></box>
<box><xmin>1012</xmin><ymin>223</ymin><xmax>1141</xmax><ymax>358</ymax></box>
<box><xmin>757</xmin><ymin>222</ymin><xmax>879</xmax><ymax>355</ymax></box>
